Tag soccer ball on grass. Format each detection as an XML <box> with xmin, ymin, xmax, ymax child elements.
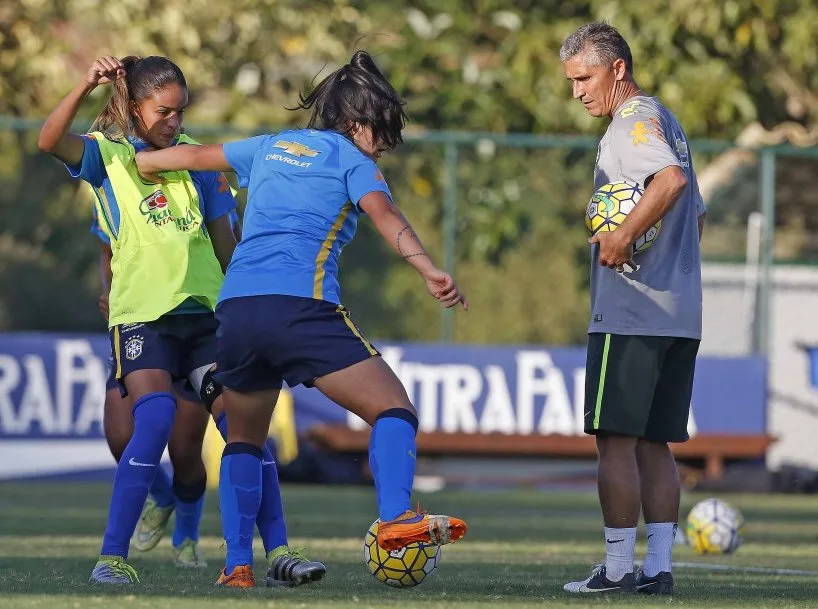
<box><xmin>686</xmin><ymin>497</ymin><xmax>744</xmax><ymax>555</ymax></box>
<box><xmin>364</xmin><ymin>519</ymin><xmax>441</xmax><ymax>587</ymax></box>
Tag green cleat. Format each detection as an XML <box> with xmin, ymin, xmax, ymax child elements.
<box><xmin>266</xmin><ymin>545</ymin><xmax>326</xmax><ymax>587</ymax></box>
<box><xmin>173</xmin><ymin>538</ymin><xmax>207</xmax><ymax>568</ymax></box>
<box><xmin>131</xmin><ymin>495</ymin><xmax>174</xmax><ymax>552</ymax></box>
<box><xmin>89</xmin><ymin>556</ymin><xmax>140</xmax><ymax>584</ymax></box>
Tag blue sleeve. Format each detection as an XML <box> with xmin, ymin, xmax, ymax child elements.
<box><xmin>223</xmin><ymin>135</ymin><xmax>266</xmax><ymax>188</ymax></box>
<box><xmin>346</xmin><ymin>159</ymin><xmax>393</xmax><ymax>208</ymax></box>
<box><xmin>65</xmin><ymin>136</ymin><xmax>107</xmax><ymax>188</ymax></box>
<box><xmin>89</xmin><ymin>204</ymin><xmax>110</xmax><ymax>245</ymax></box>
<box><xmin>198</xmin><ymin>171</ymin><xmax>238</xmax><ymax>223</ymax></box>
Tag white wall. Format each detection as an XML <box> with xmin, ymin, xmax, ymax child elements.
<box><xmin>702</xmin><ymin>263</ymin><xmax>818</xmax><ymax>468</ymax></box>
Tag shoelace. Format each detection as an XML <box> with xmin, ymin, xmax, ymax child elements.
<box><xmin>105</xmin><ymin>559</ymin><xmax>140</xmax><ymax>583</ymax></box>
<box><xmin>286</xmin><ymin>547</ymin><xmax>309</xmax><ymax>562</ymax></box>
<box><xmin>393</xmin><ymin>504</ymin><xmax>427</xmax><ymax>522</ymax></box>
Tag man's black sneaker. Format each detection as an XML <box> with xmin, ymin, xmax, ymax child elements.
<box><xmin>636</xmin><ymin>567</ymin><xmax>674</xmax><ymax>595</ymax></box>
<box><xmin>563</xmin><ymin>564</ymin><xmax>636</xmax><ymax>594</ymax></box>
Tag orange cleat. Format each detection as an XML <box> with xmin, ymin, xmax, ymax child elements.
<box><xmin>377</xmin><ymin>509</ymin><xmax>468</xmax><ymax>552</ymax></box>
<box><xmin>215</xmin><ymin>565</ymin><xmax>256</xmax><ymax>588</ymax></box>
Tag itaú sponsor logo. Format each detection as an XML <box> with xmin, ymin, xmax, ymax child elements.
<box><xmin>347</xmin><ymin>347</ymin><xmax>697</xmax><ymax>436</ymax></box>
<box><xmin>0</xmin><ymin>340</ymin><xmax>106</xmax><ymax>436</ymax></box>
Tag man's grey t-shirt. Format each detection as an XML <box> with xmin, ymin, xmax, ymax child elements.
<box><xmin>590</xmin><ymin>96</ymin><xmax>705</xmax><ymax>339</ymax></box>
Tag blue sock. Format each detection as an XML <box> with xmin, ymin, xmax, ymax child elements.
<box><xmin>216</xmin><ymin>412</ymin><xmax>288</xmax><ymax>553</ymax></box>
<box><xmin>100</xmin><ymin>392</ymin><xmax>176</xmax><ymax>558</ymax></box>
<box><xmin>220</xmin><ymin>442</ymin><xmax>262</xmax><ymax>572</ymax></box>
<box><xmin>369</xmin><ymin>408</ymin><xmax>418</xmax><ymax>522</ymax></box>
<box><xmin>172</xmin><ymin>477</ymin><xmax>206</xmax><ymax>546</ymax></box>
<box><xmin>257</xmin><ymin>443</ymin><xmax>288</xmax><ymax>553</ymax></box>
<box><xmin>149</xmin><ymin>467</ymin><xmax>175</xmax><ymax>509</ymax></box>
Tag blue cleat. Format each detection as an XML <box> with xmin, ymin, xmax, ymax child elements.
<box><xmin>89</xmin><ymin>556</ymin><xmax>140</xmax><ymax>584</ymax></box>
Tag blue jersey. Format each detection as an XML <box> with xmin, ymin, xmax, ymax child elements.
<box><xmin>221</xmin><ymin>129</ymin><xmax>392</xmax><ymax>305</ymax></box>
<box><xmin>90</xmin><ymin>203</ymin><xmax>111</xmax><ymax>245</ymax></box>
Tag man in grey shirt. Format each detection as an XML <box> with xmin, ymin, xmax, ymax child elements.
<box><xmin>560</xmin><ymin>23</ymin><xmax>706</xmax><ymax>595</ymax></box>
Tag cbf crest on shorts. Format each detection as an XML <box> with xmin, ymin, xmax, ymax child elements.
<box><xmin>124</xmin><ymin>335</ymin><xmax>144</xmax><ymax>360</ymax></box>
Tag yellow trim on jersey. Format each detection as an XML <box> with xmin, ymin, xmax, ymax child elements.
<box><xmin>113</xmin><ymin>326</ymin><xmax>122</xmax><ymax>380</ymax></box>
<box><xmin>336</xmin><ymin>305</ymin><xmax>378</xmax><ymax>356</ymax></box>
<box><xmin>313</xmin><ymin>202</ymin><xmax>352</xmax><ymax>300</ymax></box>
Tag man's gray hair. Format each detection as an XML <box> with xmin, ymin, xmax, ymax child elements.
<box><xmin>559</xmin><ymin>22</ymin><xmax>633</xmax><ymax>74</ymax></box>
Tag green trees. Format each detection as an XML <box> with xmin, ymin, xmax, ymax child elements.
<box><xmin>1</xmin><ymin>1</ymin><xmax>816</xmax><ymax>339</ymax></box>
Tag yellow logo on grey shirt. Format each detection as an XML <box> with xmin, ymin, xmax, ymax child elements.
<box><xmin>619</xmin><ymin>100</ymin><xmax>641</xmax><ymax>118</ymax></box>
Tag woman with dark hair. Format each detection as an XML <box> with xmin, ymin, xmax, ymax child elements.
<box><xmin>39</xmin><ymin>55</ymin><xmax>324</xmax><ymax>586</ymax></box>
<box><xmin>136</xmin><ymin>50</ymin><xmax>470</xmax><ymax>587</ymax></box>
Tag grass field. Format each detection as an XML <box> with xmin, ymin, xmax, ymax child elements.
<box><xmin>1</xmin><ymin>482</ymin><xmax>817</xmax><ymax>608</ymax></box>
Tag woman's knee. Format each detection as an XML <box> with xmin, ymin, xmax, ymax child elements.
<box><xmin>221</xmin><ymin>388</ymin><xmax>278</xmax><ymax>447</ymax></box>
<box><xmin>123</xmin><ymin>369</ymin><xmax>174</xmax><ymax>402</ymax></box>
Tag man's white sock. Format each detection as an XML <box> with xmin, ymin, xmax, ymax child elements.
<box><xmin>643</xmin><ymin>522</ymin><xmax>677</xmax><ymax>577</ymax></box>
<box><xmin>603</xmin><ymin>526</ymin><xmax>637</xmax><ymax>581</ymax></box>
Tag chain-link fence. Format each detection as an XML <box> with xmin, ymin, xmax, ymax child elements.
<box><xmin>2</xmin><ymin>117</ymin><xmax>817</xmax><ymax>355</ymax></box>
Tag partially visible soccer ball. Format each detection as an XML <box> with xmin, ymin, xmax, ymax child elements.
<box><xmin>686</xmin><ymin>498</ymin><xmax>745</xmax><ymax>555</ymax></box>
<box><xmin>364</xmin><ymin>519</ymin><xmax>441</xmax><ymax>587</ymax></box>
<box><xmin>585</xmin><ymin>180</ymin><xmax>662</xmax><ymax>253</ymax></box>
